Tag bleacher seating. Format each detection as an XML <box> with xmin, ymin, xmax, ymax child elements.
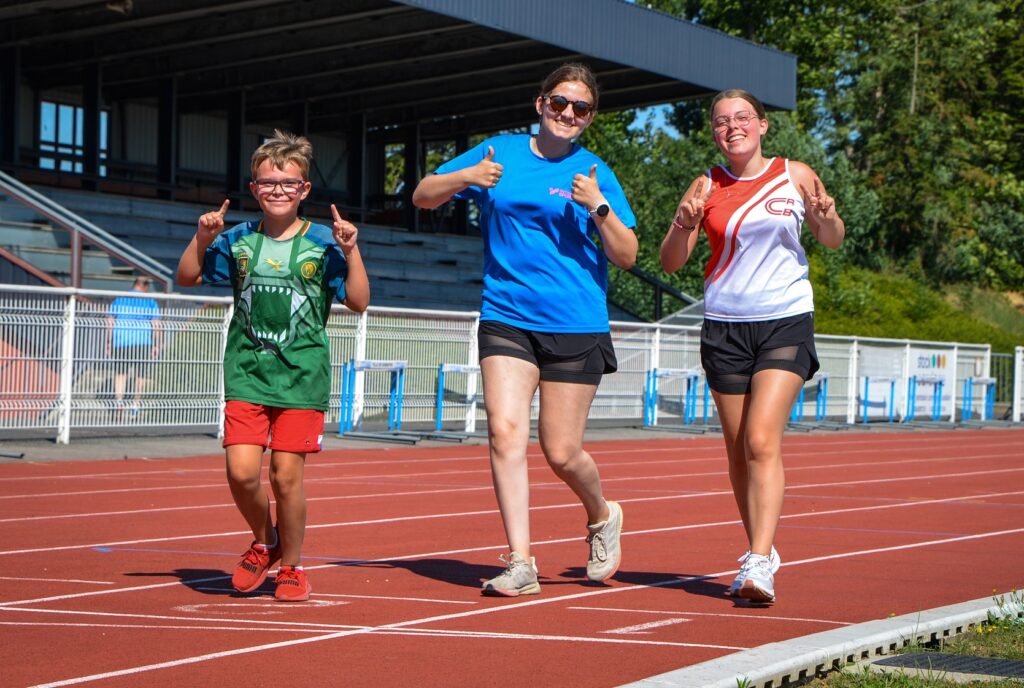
<box><xmin>0</xmin><ymin>187</ymin><xmax>487</xmax><ymax>311</ymax></box>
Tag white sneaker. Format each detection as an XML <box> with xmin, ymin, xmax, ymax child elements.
<box><xmin>736</xmin><ymin>553</ymin><xmax>775</xmax><ymax>603</ymax></box>
<box><xmin>586</xmin><ymin>501</ymin><xmax>623</xmax><ymax>582</ymax></box>
<box><xmin>729</xmin><ymin>546</ymin><xmax>780</xmax><ymax>596</ymax></box>
<box><xmin>481</xmin><ymin>552</ymin><xmax>540</xmax><ymax>597</ymax></box>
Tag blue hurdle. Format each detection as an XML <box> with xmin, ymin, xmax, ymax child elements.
<box><xmin>789</xmin><ymin>373</ymin><xmax>830</xmax><ymax>426</ymax></box>
<box><xmin>643</xmin><ymin>367</ymin><xmax>709</xmax><ymax>429</ymax></box>
<box><xmin>339</xmin><ymin>359</ymin><xmax>407</xmax><ymax>434</ymax></box>
<box><xmin>962</xmin><ymin>376</ymin><xmax>997</xmax><ymax>422</ymax></box>
<box><xmin>861</xmin><ymin>376</ymin><xmax>897</xmax><ymax>424</ymax></box>
<box><xmin>435</xmin><ymin>362</ymin><xmax>481</xmax><ymax>435</ymax></box>
<box><xmin>904</xmin><ymin>374</ymin><xmax>945</xmax><ymax>423</ymax></box>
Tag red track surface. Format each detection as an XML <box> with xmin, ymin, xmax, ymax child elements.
<box><xmin>1</xmin><ymin>429</ymin><xmax>1022</xmax><ymax>687</ymax></box>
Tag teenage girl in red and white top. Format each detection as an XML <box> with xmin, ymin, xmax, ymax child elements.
<box><xmin>660</xmin><ymin>89</ymin><xmax>845</xmax><ymax>603</ymax></box>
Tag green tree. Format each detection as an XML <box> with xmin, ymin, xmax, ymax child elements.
<box><xmin>651</xmin><ymin>0</ymin><xmax>1024</xmax><ymax>290</ymax></box>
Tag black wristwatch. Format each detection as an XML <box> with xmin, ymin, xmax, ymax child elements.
<box><xmin>589</xmin><ymin>202</ymin><xmax>610</xmax><ymax>218</ymax></box>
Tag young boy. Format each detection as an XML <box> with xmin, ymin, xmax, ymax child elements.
<box><xmin>176</xmin><ymin>130</ymin><xmax>369</xmax><ymax>601</ymax></box>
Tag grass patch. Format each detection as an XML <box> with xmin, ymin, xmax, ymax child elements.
<box><xmin>948</xmin><ymin>287</ymin><xmax>1024</xmax><ymax>342</ymax></box>
<box><xmin>809</xmin><ymin>257</ymin><xmax>1022</xmax><ymax>352</ymax></box>
<box><xmin>943</xmin><ymin>590</ymin><xmax>1024</xmax><ymax>661</ymax></box>
<box><xmin>804</xmin><ymin>670</ymin><xmax>1023</xmax><ymax>686</ymax></box>
<box><xmin>798</xmin><ymin>590</ymin><xmax>1024</xmax><ymax>688</ymax></box>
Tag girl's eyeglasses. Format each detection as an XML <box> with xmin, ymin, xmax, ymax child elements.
<box><xmin>712</xmin><ymin>111</ymin><xmax>758</xmax><ymax>132</ymax></box>
<box><xmin>543</xmin><ymin>94</ymin><xmax>593</xmax><ymax>118</ymax></box>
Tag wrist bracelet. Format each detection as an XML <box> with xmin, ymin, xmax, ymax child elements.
<box><xmin>672</xmin><ymin>218</ymin><xmax>696</xmax><ymax>232</ymax></box>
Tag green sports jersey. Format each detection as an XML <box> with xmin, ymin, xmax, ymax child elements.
<box><xmin>203</xmin><ymin>219</ymin><xmax>348</xmax><ymax>410</ymax></box>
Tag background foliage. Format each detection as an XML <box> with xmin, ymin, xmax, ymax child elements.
<box><xmin>576</xmin><ymin>0</ymin><xmax>1023</xmax><ymax>348</ymax></box>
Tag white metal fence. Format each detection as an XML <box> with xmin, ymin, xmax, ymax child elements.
<box><xmin>1015</xmin><ymin>346</ymin><xmax>1024</xmax><ymax>423</ymax></box>
<box><xmin>0</xmin><ymin>283</ymin><xmax>1013</xmax><ymax>443</ymax></box>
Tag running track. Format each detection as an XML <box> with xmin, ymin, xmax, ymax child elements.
<box><xmin>1</xmin><ymin>429</ymin><xmax>1022</xmax><ymax>687</ymax></box>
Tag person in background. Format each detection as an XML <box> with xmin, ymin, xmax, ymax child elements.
<box><xmin>107</xmin><ymin>275</ymin><xmax>161</xmax><ymax>418</ymax></box>
<box><xmin>413</xmin><ymin>62</ymin><xmax>638</xmax><ymax>596</ymax></box>
<box><xmin>660</xmin><ymin>89</ymin><xmax>844</xmax><ymax>603</ymax></box>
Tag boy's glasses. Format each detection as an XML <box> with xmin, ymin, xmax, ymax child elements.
<box><xmin>543</xmin><ymin>94</ymin><xmax>593</xmax><ymax>118</ymax></box>
<box><xmin>712</xmin><ymin>111</ymin><xmax>758</xmax><ymax>132</ymax></box>
<box><xmin>253</xmin><ymin>178</ymin><xmax>306</xmax><ymax>195</ymax></box>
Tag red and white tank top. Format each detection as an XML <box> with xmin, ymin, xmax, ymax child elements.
<box><xmin>700</xmin><ymin>157</ymin><xmax>813</xmax><ymax>322</ymax></box>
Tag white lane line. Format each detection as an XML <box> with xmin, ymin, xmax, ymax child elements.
<box><xmin>569</xmin><ymin>606</ymin><xmax>853</xmax><ymax>626</ymax></box>
<box><xmin>3</xmin><ymin>488</ymin><xmax>1022</xmax><ymax>608</ymax></box>
<box><xmin>0</xmin><ymin>618</ymin><xmax>742</xmax><ymax>650</ymax></box>
<box><xmin>0</xmin><ymin>576</ymin><xmax>113</xmax><ymax>585</ymax></box>
<box><xmin>25</xmin><ymin>526</ymin><xmax>1024</xmax><ymax>688</ymax></box>
<box><xmin>6</xmin><ymin>436</ymin><xmax>1007</xmax><ymax>483</ymax></box>
<box><xmin>601</xmin><ymin>618</ymin><xmax>690</xmax><ymax>634</ymax></box>
<box><xmin>3</xmin><ymin>440</ymin><xmax>1019</xmax><ymax>501</ymax></box>
<box><xmin>0</xmin><ymin>605</ymin><xmax>367</xmax><ymax>630</ymax></box>
<box><xmin>0</xmin><ymin>486</ymin><xmax>494</xmax><ymax>523</ymax></box>
<box><xmin>0</xmin><ymin>620</ymin><xmax>332</xmax><ymax>633</ymax></box>
<box><xmin>382</xmin><ymin>626</ymin><xmax>737</xmax><ymax>649</ymax></box>
<box><xmin>287</xmin><ymin>591</ymin><xmax>478</xmax><ymax>605</ymax></box>
<box><xmin>2</xmin><ymin>450</ymin><xmax>1021</xmax><ymax>523</ymax></box>
<box><xmin>9</xmin><ymin>466</ymin><xmax>1017</xmax><ymax>557</ymax></box>
<box><xmin>5</xmin><ymin>430</ymin><xmax>1014</xmax><ymax>483</ymax></box>
<box><xmin>190</xmin><ymin>587</ymin><xmax>478</xmax><ymax>605</ymax></box>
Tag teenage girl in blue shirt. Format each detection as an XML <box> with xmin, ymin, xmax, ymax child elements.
<box><xmin>413</xmin><ymin>63</ymin><xmax>638</xmax><ymax>596</ymax></box>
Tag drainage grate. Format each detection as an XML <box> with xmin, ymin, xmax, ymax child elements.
<box><xmin>875</xmin><ymin>652</ymin><xmax>1024</xmax><ymax>678</ymax></box>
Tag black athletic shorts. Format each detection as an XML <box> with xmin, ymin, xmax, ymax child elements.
<box><xmin>700</xmin><ymin>312</ymin><xmax>819</xmax><ymax>395</ymax></box>
<box><xmin>478</xmin><ymin>320</ymin><xmax>617</xmax><ymax>385</ymax></box>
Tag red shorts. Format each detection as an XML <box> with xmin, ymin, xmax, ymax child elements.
<box><xmin>223</xmin><ymin>400</ymin><xmax>324</xmax><ymax>453</ymax></box>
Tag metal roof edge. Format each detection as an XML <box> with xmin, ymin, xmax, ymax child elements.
<box><xmin>397</xmin><ymin>0</ymin><xmax>797</xmax><ymax>110</ymax></box>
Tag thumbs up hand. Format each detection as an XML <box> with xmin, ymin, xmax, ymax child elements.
<box><xmin>572</xmin><ymin>163</ymin><xmax>606</xmax><ymax>213</ymax></box>
<box><xmin>467</xmin><ymin>146</ymin><xmax>503</xmax><ymax>188</ymax></box>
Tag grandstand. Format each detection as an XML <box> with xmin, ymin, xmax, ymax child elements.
<box><xmin>0</xmin><ymin>0</ymin><xmax>796</xmax><ymax>308</ymax></box>
<box><xmin>0</xmin><ymin>181</ymin><xmax>488</xmax><ymax>311</ymax></box>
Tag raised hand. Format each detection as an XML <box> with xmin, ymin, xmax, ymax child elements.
<box><xmin>468</xmin><ymin>146</ymin><xmax>503</xmax><ymax>188</ymax></box>
<box><xmin>803</xmin><ymin>177</ymin><xmax>836</xmax><ymax>222</ymax></box>
<box><xmin>197</xmin><ymin>199</ymin><xmax>230</xmax><ymax>241</ymax></box>
<box><xmin>331</xmin><ymin>203</ymin><xmax>358</xmax><ymax>254</ymax></box>
<box><xmin>673</xmin><ymin>176</ymin><xmax>713</xmax><ymax>230</ymax></box>
<box><xmin>572</xmin><ymin>163</ymin><xmax>604</xmax><ymax>211</ymax></box>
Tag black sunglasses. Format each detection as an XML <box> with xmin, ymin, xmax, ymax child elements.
<box><xmin>543</xmin><ymin>94</ymin><xmax>593</xmax><ymax>118</ymax></box>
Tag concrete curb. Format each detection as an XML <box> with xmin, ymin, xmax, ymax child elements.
<box><xmin>623</xmin><ymin>595</ymin><xmax>1005</xmax><ymax>688</ymax></box>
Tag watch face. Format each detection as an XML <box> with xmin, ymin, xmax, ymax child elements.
<box><xmin>596</xmin><ymin>203</ymin><xmax>610</xmax><ymax>217</ymax></box>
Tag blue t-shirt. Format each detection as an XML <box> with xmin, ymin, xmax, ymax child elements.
<box><xmin>435</xmin><ymin>133</ymin><xmax>636</xmax><ymax>333</ymax></box>
<box><xmin>110</xmin><ymin>295</ymin><xmax>160</xmax><ymax>348</ymax></box>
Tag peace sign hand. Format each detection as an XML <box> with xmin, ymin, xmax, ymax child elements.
<box><xmin>674</xmin><ymin>176</ymin><xmax>713</xmax><ymax>230</ymax></box>
<box><xmin>802</xmin><ymin>178</ymin><xmax>835</xmax><ymax>222</ymax></box>
<box><xmin>197</xmin><ymin>199</ymin><xmax>230</xmax><ymax>241</ymax></box>
<box><xmin>467</xmin><ymin>146</ymin><xmax>503</xmax><ymax>189</ymax></box>
<box><xmin>571</xmin><ymin>164</ymin><xmax>603</xmax><ymax>210</ymax></box>
<box><xmin>331</xmin><ymin>204</ymin><xmax>358</xmax><ymax>254</ymax></box>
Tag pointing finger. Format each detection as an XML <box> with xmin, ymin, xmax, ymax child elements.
<box><xmin>217</xmin><ymin>199</ymin><xmax>230</xmax><ymax>216</ymax></box>
<box><xmin>331</xmin><ymin>203</ymin><xmax>343</xmax><ymax>223</ymax></box>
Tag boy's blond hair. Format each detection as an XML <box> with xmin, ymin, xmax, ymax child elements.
<box><xmin>250</xmin><ymin>129</ymin><xmax>313</xmax><ymax>180</ymax></box>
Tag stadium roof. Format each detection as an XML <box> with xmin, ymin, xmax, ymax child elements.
<box><xmin>1</xmin><ymin>0</ymin><xmax>797</xmax><ymax>137</ymax></box>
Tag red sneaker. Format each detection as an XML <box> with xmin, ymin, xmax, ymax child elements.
<box><xmin>274</xmin><ymin>565</ymin><xmax>312</xmax><ymax>602</ymax></box>
<box><xmin>231</xmin><ymin>538</ymin><xmax>280</xmax><ymax>593</ymax></box>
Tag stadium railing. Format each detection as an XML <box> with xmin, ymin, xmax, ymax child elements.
<box><xmin>0</xmin><ymin>283</ymin><xmax>1010</xmax><ymax>443</ymax></box>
